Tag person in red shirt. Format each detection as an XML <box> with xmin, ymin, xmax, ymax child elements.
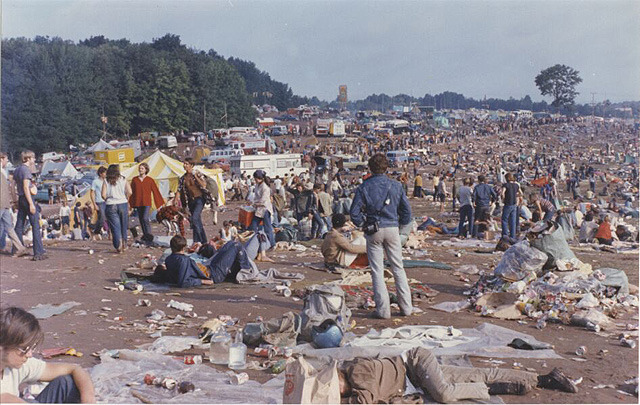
<box><xmin>129</xmin><ymin>162</ymin><xmax>164</xmax><ymax>243</ymax></box>
<box><xmin>594</xmin><ymin>215</ymin><xmax>613</xmax><ymax>245</ymax></box>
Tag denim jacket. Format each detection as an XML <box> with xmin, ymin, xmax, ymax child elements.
<box><xmin>350</xmin><ymin>174</ymin><xmax>412</xmax><ymax>228</ymax></box>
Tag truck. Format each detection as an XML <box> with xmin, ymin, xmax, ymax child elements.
<box><xmin>229</xmin><ymin>153</ymin><xmax>305</xmax><ymax>178</ymax></box>
<box><xmin>41</xmin><ymin>152</ymin><xmax>66</xmax><ymax>162</ymax></box>
<box><xmin>157</xmin><ymin>135</ymin><xmax>178</xmax><ymax>149</ymax></box>
<box><xmin>329</xmin><ymin>121</ymin><xmax>346</xmax><ymax>136</ymax></box>
<box><xmin>315</xmin><ymin>119</ymin><xmax>332</xmax><ymax>136</ymax></box>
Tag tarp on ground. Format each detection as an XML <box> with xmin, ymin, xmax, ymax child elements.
<box><xmin>86</xmin><ymin>139</ymin><xmax>115</xmax><ymax>153</ymax></box>
<box><xmin>40</xmin><ymin>161</ymin><xmax>79</xmax><ymax>178</ymax></box>
<box><xmin>121</xmin><ymin>151</ymin><xmax>225</xmax><ymax>206</ymax></box>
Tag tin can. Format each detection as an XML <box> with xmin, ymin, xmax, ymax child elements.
<box><xmin>143</xmin><ymin>374</ymin><xmax>155</xmax><ymax>385</ymax></box>
<box><xmin>621</xmin><ymin>338</ymin><xmax>637</xmax><ymax>348</ymax></box>
<box><xmin>282</xmin><ymin>280</ymin><xmax>292</xmax><ymax>287</ymax></box>
<box><xmin>184</xmin><ymin>355</ymin><xmax>203</xmax><ymax>365</ymax></box>
<box><xmin>137</xmin><ymin>299</ymin><xmax>151</xmax><ymax>307</ymax></box>
<box><xmin>161</xmin><ymin>378</ymin><xmax>177</xmax><ymax>389</ymax></box>
<box><xmin>113</xmin><ymin>316</ymin><xmax>124</xmax><ymax>321</ymax></box>
<box><xmin>575</xmin><ymin>346</ymin><xmax>587</xmax><ymax>356</ymax></box>
<box><xmin>178</xmin><ymin>381</ymin><xmax>195</xmax><ymax>393</ymax></box>
<box><xmin>271</xmin><ymin>359</ymin><xmax>286</xmax><ymax>374</ymax></box>
<box><xmin>230</xmin><ymin>372</ymin><xmax>249</xmax><ymax>385</ymax></box>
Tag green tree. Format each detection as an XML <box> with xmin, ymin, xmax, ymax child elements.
<box><xmin>535</xmin><ymin>64</ymin><xmax>582</xmax><ymax>108</ymax></box>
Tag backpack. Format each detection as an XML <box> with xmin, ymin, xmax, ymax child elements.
<box><xmin>204</xmin><ymin>176</ymin><xmax>219</xmax><ymax>205</ymax></box>
<box><xmin>300</xmin><ymin>284</ymin><xmax>351</xmax><ymax>341</ymax></box>
<box><xmin>276</xmin><ymin>223</ymin><xmax>298</xmax><ymax>242</ymax></box>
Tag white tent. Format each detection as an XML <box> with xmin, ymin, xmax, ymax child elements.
<box><xmin>40</xmin><ymin>160</ymin><xmax>79</xmax><ymax>178</ymax></box>
<box><xmin>86</xmin><ymin>139</ymin><xmax>114</xmax><ymax>153</ymax></box>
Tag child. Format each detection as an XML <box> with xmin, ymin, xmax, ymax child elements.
<box><xmin>0</xmin><ymin>307</ymin><xmax>95</xmax><ymax>403</ymax></box>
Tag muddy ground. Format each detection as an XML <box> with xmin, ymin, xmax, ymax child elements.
<box><xmin>1</xmin><ymin>130</ymin><xmax>638</xmax><ymax>404</ymax></box>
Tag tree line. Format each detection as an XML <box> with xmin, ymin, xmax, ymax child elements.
<box><xmin>1</xmin><ymin>34</ymin><xmax>306</xmax><ymax>155</ymax></box>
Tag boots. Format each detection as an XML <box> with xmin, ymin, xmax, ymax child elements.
<box><xmin>537</xmin><ymin>368</ymin><xmax>578</xmax><ymax>393</ymax></box>
<box><xmin>487</xmin><ymin>382</ymin><xmax>527</xmax><ymax>395</ymax></box>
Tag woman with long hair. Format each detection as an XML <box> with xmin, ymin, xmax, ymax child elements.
<box><xmin>129</xmin><ymin>162</ymin><xmax>164</xmax><ymax>244</ymax></box>
<box><xmin>250</xmin><ymin>170</ymin><xmax>275</xmax><ymax>262</ymax></box>
<box><xmin>101</xmin><ymin>164</ymin><xmax>132</xmax><ymax>253</ymax></box>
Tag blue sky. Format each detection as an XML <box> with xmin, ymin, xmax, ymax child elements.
<box><xmin>3</xmin><ymin>0</ymin><xmax>639</xmax><ymax>103</ymax></box>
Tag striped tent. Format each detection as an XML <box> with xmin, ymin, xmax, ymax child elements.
<box><xmin>122</xmin><ymin>151</ymin><xmax>225</xmax><ymax>206</ymax></box>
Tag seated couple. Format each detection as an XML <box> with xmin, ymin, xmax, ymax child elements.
<box><xmin>321</xmin><ymin>214</ymin><xmax>368</xmax><ymax>271</ymax></box>
<box><xmin>153</xmin><ymin>235</ymin><xmax>254</xmax><ymax>287</ymax></box>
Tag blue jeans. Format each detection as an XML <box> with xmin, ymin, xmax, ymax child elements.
<box><xmin>310</xmin><ymin>210</ymin><xmax>325</xmax><ymax>238</ymax></box>
<box><xmin>188</xmin><ymin>197</ymin><xmax>207</xmax><ymax>244</ymax></box>
<box><xmin>250</xmin><ymin>210</ymin><xmax>276</xmax><ymax>247</ymax></box>
<box><xmin>105</xmin><ymin>203</ymin><xmax>129</xmax><ymax>250</ymax></box>
<box><xmin>0</xmin><ymin>208</ymin><xmax>10</xmax><ymax>249</ymax></box>
<box><xmin>15</xmin><ymin>196</ymin><xmax>45</xmax><ymax>257</ymax></box>
<box><xmin>457</xmin><ymin>204</ymin><xmax>474</xmax><ymax>237</ymax></box>
<box><xmin>36</xmin><ymin>375</ymin><xmax>80</xmax><ymax>403</ymax></box>
<box><xmin>501</xmin><ymin>204</ymin><xmax>518</xmax><ymax>239</ymax></box>
<box><xmin>93</xmin><ymin>202</ymin><xmax>107</xmax><ymax>234</ymax></box>
<box><xmin>208</xmin><ymin>240</ymin><xmax>253</xmax><ymax>283</ymax></box>
<box><xmin>136</xmin><ymin>206</ymin><xmax>153</xmax><ymax>241</ymax></box>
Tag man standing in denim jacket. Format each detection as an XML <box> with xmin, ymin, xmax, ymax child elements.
<box><xmin>350</xmin><ymin>153</ymin><xmax>413</xmax><ymax>319</ymax></box>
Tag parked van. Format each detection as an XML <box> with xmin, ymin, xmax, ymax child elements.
<box><xmin>386</xmin><ymin>150</ymin><xmax>410</xmax><ymax>166</ymax></box>
<box><xmin>203</xmin><ymin>148</ymin><xmax>244</xmax><ymax>164</ymax></box>
<box><xmin>117</xmin><ymin>140</ymin><xmax>142</xmax><ymax>158</ymax></box>
<box><xmin>157</xmin><ymin>135</ymin><xmax>178</xmax><ymax>149</ymax></box>
<box><xmin>230</xmin><ymin>153</ymin><xmax>305</xmax><ymax>178</ymax></box>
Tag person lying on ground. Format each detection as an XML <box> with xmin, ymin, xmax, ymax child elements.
<box><xmin>338</xmin><ymin>347</ymin><xmax>577</xmax><ymax>404</ymax></box>
<box><xmin>321</xmin><ymin>213</ymin><xmax>367</xmax><ymax>270</ymax></box>
<box><xmin>153</xmin><ymin>235</ymin><xmax>255</xmax><ymax>287</ymax></box>
<box><xmin>0</xmin><ymin>307</ymin><xmax>96</xmax><ymax>404</ymax></box>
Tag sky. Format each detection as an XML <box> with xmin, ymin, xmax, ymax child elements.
<box><xmin>3</xmin><ymin>0</ymin><xmax>639</xmax><ymax>103</ymax></box>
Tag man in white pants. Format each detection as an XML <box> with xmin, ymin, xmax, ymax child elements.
<box><xmin>350</xmin><ymin>153</ymin><xmax>413</xmax><ymax>319</ymax></box>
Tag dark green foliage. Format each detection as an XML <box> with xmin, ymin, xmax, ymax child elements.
<box><xmin>535</xmin><ymin>64</ymin><xmax>582</xmax><ymax>108</ymax></box>
<box><xmin>2</xmin><ymin>34</ymin><xmax>257</xmax><ymax>155</ymax></box>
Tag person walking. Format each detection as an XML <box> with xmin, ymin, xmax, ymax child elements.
<box><xmin>413</xmin><ymin>172</ymin><xmax>423</xmax><ymax>198</ymax></box>
<box><xmin>89</xmin><ymin>166</ymin><xmax>107</xmax><ymax>241</ymax></box>
<box><xmin>101</xmin><ymin>164</ymin><xmax>132</xmax><ymax>253</ymax></box>
<box><xmin>350</xmin><ymin>153</ymin><xmax>413</xmax><ymax>319</ymax></box>
<box><xmin>175</xmin><ymin>158</ymin><xmax>208</xmax><ymax>244</ymax></box>
<box><xmin>250</xmin><ymin>170</ymin><xmax>276</xmax><ymax>252</ymax></box>
<box><xmin>129</xmin><ymin>162</ymin><xmax>164</xmax><ymax>244</ymax></box>
<box><xmin>0</xmin><ymin>152</ymin><xmax>28</xmax><ymax>257</ymax></box>
<box><xmin>500</xmin><ymin>173</ymin><xmax>521</xmax><ymax>240</ymax></box>
<box><xmin>13</xmin><ymin>150</ymin><xmax>47</xmax><ymax>261</ymax></box>
<box><xmin>457</xmin><ymin>177</ymin><xmax>474</xmax><ymax>238</ymax></box>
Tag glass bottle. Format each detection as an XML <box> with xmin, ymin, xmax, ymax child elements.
<box><xmin>209</xmin><ymin>330</ymin><xmax>231</xmax><ymax>365</ymax></box>
<box><xmin>228</xmin><ymin>330</ymin><xmax>247</xmax><ymax>370</ymax></box>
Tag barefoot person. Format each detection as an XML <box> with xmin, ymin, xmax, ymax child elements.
<box><xmin>0</xmin><ymin>307</ymin><xmax>96</xmax><ymax>403</ymax></box>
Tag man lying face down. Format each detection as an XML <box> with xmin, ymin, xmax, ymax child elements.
<box><xmin>338</xmin><ymin>347</ymin><xmax>577</xmax><ymax>404</ymax></box>
<box><xmin>153</xmin><ymin>235</ymin><xmax>254</xmax><ymax>287</ymax></box>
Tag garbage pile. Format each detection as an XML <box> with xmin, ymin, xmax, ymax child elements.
<box><xmin>467</xmin><ymin>221</ymin><xmax>639</xmax><ymax>338</ymax></box>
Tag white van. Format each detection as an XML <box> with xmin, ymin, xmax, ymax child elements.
<box><xmin>158</xmin><ymin>136</ymin><xmax>178</xmax><ymax>149</ymax></box>
<box><xmin>230</xmin><ymin>153</ymin><xmax>305</xmax><ymax>178</ymax></box>
<box><xmin>203</xmin><ymin>148</ymin><xmax>244</xmax><ymax>164</ymax></box>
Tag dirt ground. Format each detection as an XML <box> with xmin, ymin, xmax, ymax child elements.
<box><xmin>1</xmin><ymin>130</ymin><xmax>638</xmax><ymax>404</ymax></box>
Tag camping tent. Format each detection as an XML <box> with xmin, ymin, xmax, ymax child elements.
<box><xmin>192</xmin><ymin>146</ymin><xmax>211</xmax><ymax>162</ymax></box>
<box><xmin>121</xmin><ymin>151</ymin><xmax>225</xmax><ymax>206</ymax></box>
<box><xmin>40</xmin><ymin>161</ymin><xmax>80</xmax><ymax>179</ymax></box>
<box><xmin>86</xmin><ymin>139</ymin><xmax>115</xmax><ymax>153</ymax></box>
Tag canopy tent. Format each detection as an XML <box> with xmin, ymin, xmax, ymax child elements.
<box><xmin>121</xmin><ymin>151</ymin><xmax>225</xmax><ymax>206</ymax></box>
<box><xmin>86</xmin><ymin>139</ymin><xmax>115</xmax><ymax>153</ymax></box>
<box><xmin>192</xmin><ymin>146</ymin><xmax>211</xmax><ymax>162</ymax></box>
<box><xmin>40</xmin><ymin>161</ymin><xmax>80</xmax><ymax>179</ymax></box>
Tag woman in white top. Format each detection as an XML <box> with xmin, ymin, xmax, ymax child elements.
<box><xmin>250</xmin><ymin>170</ymin><xmax>275</xmax><ymax>262</ymax></box>
<box><xmin>101</xmin><ymin>164</ymin><xmax>132</xmax><ymax>253</ymax></box>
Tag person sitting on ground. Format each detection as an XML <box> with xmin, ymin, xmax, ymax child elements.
<box><xmin>0</xmin><ymin>306</ymin><xmax>96</xmax><ymax>403</ymax></box>
<box><xmin>321</xmin><ymin>213</ymin><xmax>367</xmax><ymax>270</ymax></box>
<box><xmin>594</xmin><ymin>215</ymin><xmax>614</xmax><ymax>245</ymax></box>
<box><xmin>578</xmin><ymin>213</ymin><xmax>599</xmax><ymax>243</ymax></box>
<box><xmin>338</xmin><ymin>347</ymin><xmax>577</xmax><ymax>404</ymax></box>
<box><xmin>615</xmin><ymin>224</ymin><xmax>634</xmax><ymax>242</ymax></box>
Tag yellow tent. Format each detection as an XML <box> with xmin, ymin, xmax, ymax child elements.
<box><xmin>192</xmin><ymin>146</ymin><xmax>211</xmax><ymax>162</ymax></box>
<box><xmin>121</xmin><ymin>151</ymin><xmax>225</xmax><ymax>206</ymax></box>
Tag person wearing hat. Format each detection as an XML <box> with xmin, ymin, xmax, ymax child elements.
<box><xmin>250</xmin><ymin>170</ymin><xmax>276</xmax><ymax>252</ymax></box>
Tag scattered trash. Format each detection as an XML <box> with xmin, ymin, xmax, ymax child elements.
<box><xmin>575</xmin><ymin>346</ymin><xmax>587</xmax><ymax>356</ymax></box>
<box><xmin>166</xmin><ymin>300</ymin><xmax>194</xmax><ymax>312</ymax></box>
<box><xmin>229</xmin><ymin>372</ymin><xmax>249</xmax><ymax>385</ymax></box>
<box><xmin>137</xmin><ymin>299</ymin><xmax>151</xmax><ymax>307</ymax></box>
<box><xmin>41</xmin><ymin>347</ymin><xmax>83</xmax><ymax>359</ymax></box>
<box><xmin>28</xmin><ymin>302</ymin><xmax>81</xmax><ymax>319</ymax></box>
